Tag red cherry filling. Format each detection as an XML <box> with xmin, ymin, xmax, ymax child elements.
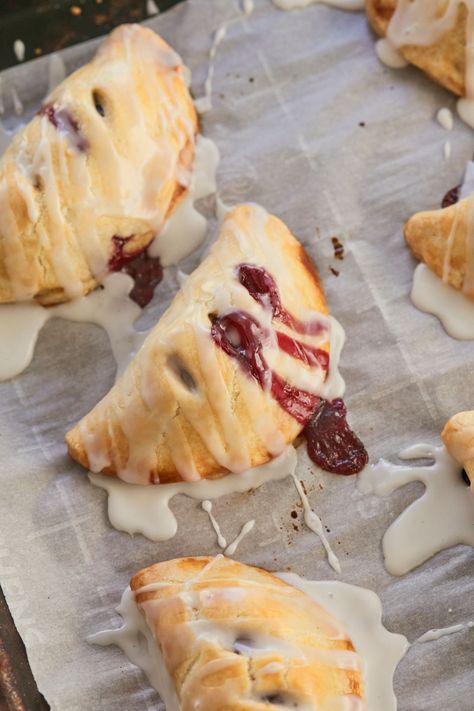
<box><xmin>237</xmin><ymin>263</ymin><xmax>326</xmax><ymax>336</ymax></box>
<box><xmin>39</xmin><ymin>103</ymin><xmax>88</xmax><ymax>152</ymax></box>
<box><xmin>441</xmin><ymin>184</ymin><xmax>461</xmax><ymax>209</ymax></box>
<box><xmin>108</xmin><ymin>236</ymin><xmax>163</xmax><ymax>308</ymax></box>
<box><xmin>303</xmin><ymin>399</ymin><xmax>368</xmax><ymax>475</ymax></box>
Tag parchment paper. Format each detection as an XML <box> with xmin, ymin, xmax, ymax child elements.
<box><xmin>0</xmin><ymin>1</ymin><xmax>473</xmax><ymax>709</ymax></box>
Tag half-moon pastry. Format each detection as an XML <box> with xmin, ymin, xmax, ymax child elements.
<box><xmin>130</xmin><ymin>555</ymin><xmax>365</xmax><ymax>710</ymax></box>
<box><xmin>66</xmin><ymin>204</ymin><xmax>336</xmax><ymax>484</ymax></box>
<box><xmin>366</xmin><ymin>0</ymin><xmax>474</xmax><ymax>98</ymax></box>
<box><xmin>0</xmin><ymin>24</ymin><xmax>197</xmax><ymax>305</ymax></box>
<box><xmin>404</xmin><ymin>193</ymin><xmax>474</xmax><ymax>299</ymax></box>
<box><xmin>442</xmin><ymin>410</ymin><xmax>474</xmax><ymax>487</ymax></box>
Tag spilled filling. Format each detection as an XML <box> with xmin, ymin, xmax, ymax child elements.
<box><xmin>108</xmin><ymin>236</ymin><xmax>163</xmax><ymax>307</ymax></box>
<box><xmin>211</xmin><ymin>264</ymin><xmax>367</xmax><ymax>474</ymax></box>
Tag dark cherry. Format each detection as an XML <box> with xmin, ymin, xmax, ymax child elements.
<box><xmin>303</xmin><ymin>398</ymin><xmax>368</xmax><ymax>475</ymax></box>
<box><xmin>210</xmin><ymin>311</ymin><xmax>319</xmax><ymax>424</ymax></box>
<box><xmin>39</xmin><ymin>103</ymin><xmax>88</xmax><ymax>152</ymax></box>
<box><xmin>441</xmin><ymin>184</ymin><xmax>461</xmax><ymax>209</ymax></box>
<box><xmin>237</xmin><ymin>264</ymin><xmax>326</xmax><ymax>336</ymax></box>
<box><xmin>108</xmin><ymin>236</ymin><xmax>163</xmax><ymax>308</ymax></box>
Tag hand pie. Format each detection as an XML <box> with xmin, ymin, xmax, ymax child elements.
<box><xmin>130</xmin><ymin>555</ymin><xmax>365</xmax><ymax>711</ymax></box>
<box><xmin>442</xmin><ymin>410</ymin><xmax>474</xmax><ymax>488</ymax></box>
<box><xmin>366</xmin><ymin>0</ymin><xmax>473</xmax><ymax>97</ymax></box>
<box><xmin>0</xmin><ymin>24</ymin><xmax>197</xmax><ymax>305</ymax></box>
<box><xmin>404</xmin><ymin>193</ymin><xmax>474</xmax><ymax>299</ymax></box>
<box><xmin>66</xmin><ymin>204</ymin><xmax>333</xmax><ymax>484</ymax></box>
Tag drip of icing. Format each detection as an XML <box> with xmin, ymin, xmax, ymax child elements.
<box><xmin>148</xmin><ymin>135</ymin><xmax>219</xmax><ymax>265</ymax></box>
<box><xmin>416</xmin><ymin>622</ymin><xmax>473</xmax><ymax>643</ymax></box>
<box><xmin>437</xmin><ymin>107</ymin><xmax>454</xmax><ymax>130</ymax></box>
<box><xmin>89</xmin><ymin>446</ymin><xmax>297</xmax><ymax>541</ymax></box>
<box><xmin>91</xmin><ymin>573</ymin><xmax>407</xmax><ymax>711</ymax></box>
<box><xmin>444</xmin><ymin>140</ymin><xmax>452</xmax><ymax>160</ymax></box>
<box><xmin>272</xmin><ymin>0</ymin><xmax>364</xmax><ymax>10</ymax></box>
<box><xmin>290</xmin><ymin>472</ymin><xmax>341</xmax><ymax>573</ymax></box>
<box><xmin>241</xmin><ymin>0</ymin><xmax>254</xmax><ymax>13</ymax></box>
<box><xmin>375</xmin><ymin>38</ymin><xmax>408</xmax><ymax>68</ymax></box>
<box><xmin>88</xmin><ymin>587</ymin><xmax>180</xmax><ymax>711</ymax></box>
<box><xmin>146</xmin><ymin>0</ymin><xmax>160</xmax><ymax>16</ymax></box>
<box><xmin>357</xmin><ymin>443</ymin><xmax>474</xmax><ymax>575</ymax></box>
<box><xmin>224</xmin><ymin>519</ymin><xmax>255</xmax><ymax>555</ymax></box>
<box><xmin>47</xmin><ymin>53</ymin><xmax>66</xmax><ymax>93</ymax></box>
<box><xmin>10</xmin><ymin>86</ymin><xmax>23</xmax><ymax>116</ymax></box>
<box><xmin>411</xmin><ymin>263</ymin><xmax>474</xmax><ymax>340</ymax></box>
<box><xmin>0</xmin><ymin>273</ymin><xmax>143</xmax><ymax>382</ymax></box>
<box><xmin>194</xmin><ymin>24</ymin><xmax>229</xmax><ymax>114</ymax></box>
<box><xmin>13</xmin><ymin>40</ymin><xmax>25</xmax><ymax>63</ymax></box>
<box><xmin>201</xmin><ymin>500</ymin><xmax>227</xmax><ymax>548</ymax></box>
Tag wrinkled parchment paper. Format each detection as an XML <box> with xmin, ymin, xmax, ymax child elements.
<box><xmin>0</xmin><ymin>1</ymin><xmax>473</xmax><ymax>709</ymax></box>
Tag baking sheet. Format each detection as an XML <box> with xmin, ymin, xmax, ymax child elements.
<box><xmin>0</xmin><ymin>1</ymin><xmax>473</xmax><ymax>709</ymax></box>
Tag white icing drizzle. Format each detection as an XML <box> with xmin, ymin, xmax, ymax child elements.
<box><xmin>224</xmin><ymin>519</ymin><xmax>255</xmax><ymax>555</ymax></box>
<box><xmin>416</xmin><ymin>622</ymin><xmax>473</xmax><ymax>643</ymax></box>
<box><xmin>437</xmin><ymin>107</ymin><xmax>454</xmax><ymax>130</ymax></box>
<box><xmin>89</xmin><ymin>587</ymin><xmax>180</xmax><ymax>711</ymax></box>
<box><xmin>148</xmin><ymin>134</ymin><xmax>219</xmax><ymax>266</ymax></box>
<box><xmin>146</xmin><ymin>0</ymin><xmax>160</xmax><ymax>16</ymax></box>
<box><xmin>460</xmin><ymin>159</ymin><xmax>474</xmax><ymax>198</ymax></box>
<box><xmin>0</xmin><ymin>273</ymin><xmax>143</xmax><ymax>382</ymax></box>
<box><xmin>411</xmin><ymin>263</ymin><xmax>474</xmax><ymax>340</ymax></box>
<box><xmin>444</xmin><ymin>140</ymin><xmax>452</xmax><ymax>160</ymax></box>
<box><xmin>272</xmin><ymin>0</ymin><xmax>364</xmax><ymax>10</ymax></box>
<box><xmin>91</xmin><ymin>571</ymin><xmax>408</xmax><ymax>711</ymax></box>
<box><xmin>47</xmin><ymin>53</ymin><xmax>66</xmax><ymax>93</ymax></box>
<box><xmin>89</xmin><ymin>446</ymin><xmax>297</xmax><ymax>541</ymax></box>
<box><xmin>375</xmin><ymin>38</ymin><xmax>408</xmax><ymax>68</ymax></box>
<box><xmin>10</xmin><ymin>86</ymin><xmax>23</xmax><ymax>116</ymax></box>
<box><xmin>357</xmin><ymin>443</ymin><xmax>474</xmax><ymax>575</ymax></box>
<box><xmin>201</xmin><ymin>500</ymin><xmax>227</xmax><ymax>548</ymax></box>
<box><xmin>241</xmin><ymin>0</ymin><xmax>255</xmax><ymax>14</ymax></box>
<box><xmin>194</xmin><ymin>24</ymin><xmax>229</xmax><ymax>114</ymax></box>
<box><xmin>13</xmin><ymin>40</ymin><xmax>25</xmax><ymax>63</ymax></box>
<box><xmin>291</xmin><ymin>473</ymin><xmax>341</xmax><ymax>573</ymax></box>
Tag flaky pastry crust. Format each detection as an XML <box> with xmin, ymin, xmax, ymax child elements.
<box><xmin>66</xmin><ymin>204</ymin><xmax>330</xmax><ymax>484</ymax></box>
<box><xmin>0</xmin><ymin>24</ymin><xmax>197</xmax><ymax>305</ymax></box>
<box><xmin>442</xmin><ymin>410</ymin><xmax>474</xmax><ymax>487</ymax></box>
<box><xmin>366</xmin><ymin>0</ymin><xmax>468</xmax><ymax>96</ymax></box>
<box><xmin>130</xmin><ymin>556</ymin><xmax>365</xmax><ymax>711</ymax></box>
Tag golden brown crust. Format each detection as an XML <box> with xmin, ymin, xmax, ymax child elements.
<box><xmin>66</xmin><ymin>204</ymin><xmax>330</xmax><ymax>484</ymax></box>
<box><xmin>0</xmin><ymin>24</ymin><xmax>197</xmax><ymax>305</ymax></box>
<box><xmin>441</xmin><ymin>410</ymin><xmax>474</xmax><ymax>487</ymax></box>
<box><xmin>404</xmin><ymin>196</ymin><xmax>472</xmax><ymax>294</ymax></box>
<box><xmin>130</xmin><ymin>556</ymin><xmax>364</xmax><ymax>711</ymax></box>
<box><xmin>366</xmin><ymin>0</ymin><xmax>467</xmax><ymax>96</ymax></box>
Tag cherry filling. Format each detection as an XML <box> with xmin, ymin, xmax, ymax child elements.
<box><xmin>108</xmin><ymin>236</ymin><xmax>163</xmax><ymax>308</ymax></box>
<box><xmin>441</xmin><ymin>184</ymin><xmax>461</xmax><ymax>209</ymax></box>
<box><xmin>237</xmin><ymin>264</ymin><xmax>326</xmax><ymax>336</ymax></box>
<box><xmin>303</xmin><ymin>399</ymin><xmax>368</xmax><ymax>475</ymax></box>
<box><xmin>39</xmin><ymin>103</ymin><xmax>88</xmax><ymax>152</ymax></box>
<box><xmin>211</xmin><ymin>265</ymin><xmax>368</xmax><ymax>475</ymax></box>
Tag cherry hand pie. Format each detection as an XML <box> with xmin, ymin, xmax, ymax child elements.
<box><xmin>130</xmin><ymin>555</ymin><xmax>365</xmax><ymax>711</ymax></box>
<box><xmin>0</xmin><ymin>24</ymin><xmax>197</xmax><ymax>305</ymax></box>
<box><xmin>404</xmin><ymin>193</ymin><xmax>474</xmax><ymax>299</ymax></box>
<box><xmin>366</xmin><ymin>0</ymin><xmax>474</xmax><ymax>97</ymax></box>
<box><xmin>66</xmin><ymin>204</ymin><xmax>335</xmax><ymax>484</ymax></box>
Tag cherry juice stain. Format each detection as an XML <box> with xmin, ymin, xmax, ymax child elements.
<box><xmin>331</xmin><ymin>237</ymin><xmax>344</xmax><ymax>261</ymax></box>
<box><xmin>108</xmin><ymin>236</ymin><xmax>163</xmax><ymax>308</ymax></box>
<box><xmin>303</xmin><ymin>398</ymin><xmax>368</xmax><ymax>475</ymax></box>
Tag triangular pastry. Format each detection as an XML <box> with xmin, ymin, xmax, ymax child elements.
<box><xmin>366</xmin><ymin>0</ymin><xmax>473</xmax><ymax>97</ymax></box>
<box><xmin>66</xmin><ymin>204</ymin><xmax>334</xmax><ymax>484</ymax></box>
<box><xmin>442</xmin><ymin>410</ymin><xmax>474</xmax><ymax>488</ymax></box>
<box><xmin>404</xmin><ymin>194</ymin><xmax>474</xmax><ymax>298</ymax></box>
<box><xmin>0</xmin><ymin>24</ymin><xmax>197</xmax><ymax>305</ymax></box>
<box><xmin>130</xmin><ymin>555</ymin><xmax>365</xmax><ymax>710</ymax></box>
